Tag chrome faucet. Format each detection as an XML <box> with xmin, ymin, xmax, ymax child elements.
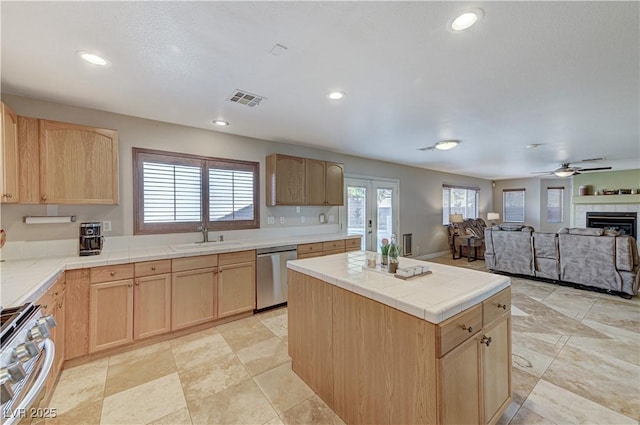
<box><xmin>219</xmin><ymin>234</ymin><xmax>224</xmax><ymax>242</ymax></box>
<box><xmin>197</xmin><ymin>224</ymin><xmax>209</xmax><ymax>243</ymax></box>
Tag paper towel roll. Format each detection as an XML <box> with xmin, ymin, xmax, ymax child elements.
<box><xmin>23</xmin><ymin>216</ymin><xmax>76</xmax><ymax>224</ymax></box>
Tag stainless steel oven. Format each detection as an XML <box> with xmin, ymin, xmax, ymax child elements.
<box><xmin>1</xmin><ymin>304</ymin><xmax>57</xmax><ymax>425</ymax></box>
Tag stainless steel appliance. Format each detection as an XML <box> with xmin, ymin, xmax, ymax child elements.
<box><xmin>79</xmin><ymin>222</ymin><xmax>103</xmax><ymax>256</ymax></box>
<box><xmin>256</xmin><ymin>245</ymin><xmax>297</xmax><ymax>312</ymax></box>
<box><xmin>1</xmin><ymin>304</ymin><xmax>57</xmax><ymax>425</ymax></box>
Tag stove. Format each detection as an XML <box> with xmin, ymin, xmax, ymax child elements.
<box><xmin>1</xmin><ymin>303</ymin><xmax>56</xmax><ymax>425</ymax></box>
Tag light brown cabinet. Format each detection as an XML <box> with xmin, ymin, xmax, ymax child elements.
<box><xmin>218</xmin><ymin>250</ymin><xmax>256</xmax><ymax>318</ymax></box>
<box><xmin>89</xmin><ymin>279</ymin><xmax>134</xmax><ymax>353</ymax></box>
<box><xmin>266</xmin><ymin>153</ymin><xmax>344</xmax><ymax>206</ymax></box>
<box><xmin>171</xmin><ymin>255</ymin><xmax>218</xmax><ymax>330</ymax></box>
<box><xmin>133</xmin><ymin>260</ymin><xmax>172</xmax><ymax>340</ymax></box>
<box><xmin>297</xmin><ymin>237</ymin><xmax>360</xmax><ymax>259</ymax></box>
<box><xmin>1</xmin><ymin>102</ymin><xmax>19</xmax><ymax>203</ymax></box>
<box><xmin>36</xmin><ymin>274</ymin><xmax>66</xmax><ymax>396</ymax></box>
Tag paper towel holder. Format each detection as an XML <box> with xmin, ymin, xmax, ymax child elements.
<box><xmin>24</xmin><ymin>215</ymin><xmax>77</xmax><ymax>224</ymax></box>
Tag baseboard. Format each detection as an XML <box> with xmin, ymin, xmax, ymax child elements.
<box><xmin>414</xmin><ymin>250</ymin><xmax>450</xmax><ymax>260</ymax></box>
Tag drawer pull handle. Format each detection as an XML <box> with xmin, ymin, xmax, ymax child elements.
<box><xmin>135</xmin><ymin>281</ymin><xmax>140</xmax><ymax>286</ymax></box>
<box><xmin>127</xmin><ymin>283</ymin><xmax>133</xmax><ymax>287</ymax></box>
<box><xmin>461</xmin><ymin>325</ymin><xmax>473</xmax><ymax>333</ymax></box>
<box><xmin>57</xmin><ymin>303</ymin><xmax>63</xmax><ymax>309</ymax></box>
<box><xmin>497</xmin><ymin>303</ymin><xmax>507</xmax><ymax>310</ymax></box>
<box><xmin>110</xmin><ymin>272</ymin><xmax>116</xmax><ymax>276</ymax></box>
<box><xmin>41</xmin><ymin>195</ymin><xmax>47</xmax><ymax>201</ymax></box>
<box><xmin>151</xmin><ymin>266</ymin><xmax>156</xmax><ymax>271</ymax></box>
<box><xmin>481</xmin><ymin>335</ymin><xmax>492</xmax><ymax>347</ymax></box>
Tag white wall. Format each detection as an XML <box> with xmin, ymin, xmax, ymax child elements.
<box><xmin>0</xmin><ymin>94</ymin><xmax>493</xmax><ymax>257</ymax></box>
<box><xmin>538</xmin><ymin>178</ymin><xmax>572</xmax><ymax>232</ymax></box>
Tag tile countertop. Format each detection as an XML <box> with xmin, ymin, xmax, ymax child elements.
<box><xmin>0</xmin><ymin>233</ymin><xmax>361</xmax><ymax>308</ymax></box>
<box><xmin>287</xmin><ymin>251</ymin><xmax>510</xmax><ymax>324</ymax></box>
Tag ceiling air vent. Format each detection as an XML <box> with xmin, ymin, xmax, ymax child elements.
<box><xmin>228</xmin><ymin>90</ymin><xmax>265</xmax><ymax>107</ymax></box>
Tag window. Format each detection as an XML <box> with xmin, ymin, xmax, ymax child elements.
<box><xmin>503</xmin><ymin>189</ymin><xmax>525</xmax><ymax>223</ymax></box>
<box><xmin>133</xmin><ymin>148</ymin><xmax>259</xmax><ymax>234</ymax></box>
<box><xmin>442</xmin><ymin>185</ymin><xmax>479</xmax><ymax>225</ymax></box>
<box><xmin>547</xmin><ymin>186</ymin><xmax>564</xmax><ymax>223</ymax></box>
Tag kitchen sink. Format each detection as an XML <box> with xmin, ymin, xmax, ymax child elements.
<box><xmin>170</xmin><ymin>241</ymin><xmax>245</xmax><ymax>251</ymax></box>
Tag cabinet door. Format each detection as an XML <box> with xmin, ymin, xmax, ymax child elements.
<box><xmin>171</xmin><ymin>267</ymin><xmax>217</xmax><ymax>330</ymax></box>
<box><xmin>438</xmin><ymin>335</ymin><xmax>481</xmax><ymax>425</ymax></box>
<box><xmin>1</xmin><ymin>102</ymin><xmax>19</xmax><ymax>203</ymax></box>
<box><xmin>325</xmin><ymin>162</ymin><xmax>344</xmax><ymax>206</ymax></box>
<box><xmin>89</xmin><ymin>279</ymin><xmax>134</xmax><ymax>353</ymax></box>
<box><xmin>482</xmin><ymin>314</ymin><xmax>512</xmax><ymax>425</ymax></box>
<box><xmin>53</xmin><ymin>290</ymin><xmax>66</xmax><ymax>377</ymax></box>
<box><xmin>218</xmin><ymin>262</ymin><xmax>256</xmax><ymax>318</ymax></box>
<box><xmin>266</xmin><ymin>154</ymin><xmax>305</xmax><ymax>205</ymax></box>
<box><xmin>304</xmin><ymin>159</ymin><xmax>326</xmax><ymax>205</ymax></box>
<box><xmin>39</xmin><ymin>119</ymin><xmax>118</xmax><ymax>204</ymax></box>
<box><xmin>65</xmin><ymin>269</ymin><xmax>90</xmax><ymax>359</ymax></box>
<box><xmin>17</xmin><ymin>116</ymin><xmax>40</xmax><ymax>203</ymax></box>
<box><xmin>134</xmin><ymin>273</ymin><xmax>171</xmax><ymax>339</ymax></box>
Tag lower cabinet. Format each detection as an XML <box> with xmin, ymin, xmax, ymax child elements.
<box><xmin>89</xmin><ymin>279</ymin><xmax>134</xmax><ymax>353</ymax></box>
<box><xmin>171</xmin><ymin>267</ymin><xmax>218</xmax><ymax>330</ymax></box>
<box><xmin>36</xmin><ymin>274</ymin><xmax>66</xmax><ymax>397</ymax></box>
<box><xmin>218</xmin><ymin>250</ymin><xmax>256</xmax><ymax>318</ymax></box>
<box><xmin>482</xmin><ymin>314</ymin><xmax>512</xmax><ymax>424</ymax></box>
<box><xmin>134</xmin><ymin>273</ymin><xmax>171</xmax><ymax>339</ymax></box>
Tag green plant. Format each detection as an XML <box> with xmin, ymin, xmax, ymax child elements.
<box><xmin>380</xmin><ymin>238</ymin><xmax>390</xmax><ymax>255</ymax></box>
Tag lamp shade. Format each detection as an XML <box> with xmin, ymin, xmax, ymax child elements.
<box><xmin>487</xmin><ymin>212</ymin><xmax>500</xmax><ymax>221</ymax></box>
<box><xmin>449</xmin><ymin>213</ymin><xmax>464</xmax><ymax>224</ymax></box>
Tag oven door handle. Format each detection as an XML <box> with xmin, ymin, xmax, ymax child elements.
<box><xmin>5</xmin><ymin>339</ymin><xmax>55</xmax><ymax>425</ymax></box>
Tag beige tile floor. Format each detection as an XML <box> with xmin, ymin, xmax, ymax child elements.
<box><xmin>46</xmin><ymin>255</ymin><xmax>639</xmax><ymax>424</ymax></box>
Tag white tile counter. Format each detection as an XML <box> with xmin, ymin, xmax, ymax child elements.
<box><xmin>0</xmin><ymin>233</ymin><xmax>361</xmax><ymax>308</ymax></box>
<box><xmin>287</xmin><ymin>251</ymin><xmax>510</xmax><ymax>324</ymax></box>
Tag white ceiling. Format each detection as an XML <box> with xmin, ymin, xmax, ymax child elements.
<box><xmin>2</xmin><ymin>1</ymin><xmax>639</xmax><ymax>180</ymax></box>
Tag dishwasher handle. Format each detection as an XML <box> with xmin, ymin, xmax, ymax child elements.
<box><xmin>257</xmin><ymin>245</ymin><xmax>298</xmax><ymax>256</ymax></box>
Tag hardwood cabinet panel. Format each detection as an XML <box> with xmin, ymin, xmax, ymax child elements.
<box><xmin>134</xmin><ymin>259</ymin><xmax>171</xmax><ymax>277</ymax></box>
<box><xmin>322</xmin><ymin>240</ymin><xmax>345</xmax><ymax>252</ymax></box>
<box><xmin>297</xmin><ymin>242</ymin><xmax>323</xmax><ymax>256</ymax></box>
<box><xmin>171</xmin><ymin>267</ymin><xmax>217</xmax><ymax>330</ymax></box>
<box><xmin>436</xmin><ymin>303</ymin><xmax>482</xmax><ymax>357</ymax></box>
<box><xmin>483</xmin><ymin>287</ymin><xmax>511</xmax><ymax>326</ymax></box>
<box><xmin>89</xmin><ymin>279</ymin><xmax>134</xmax><ymax>353</ymax></box>
<box><xmin>304</xmin><ymin>158</ymin><xmax>325</xmax><ymax>205</ymax></box>
<box><xmin>297</xmin><ymin>251</ymin><xmax>324</xmax><ymax>259</ymax></box>
<box><xmin>218</xmin><ymin>262</ymin><xmax>255</xmax><ymax>318</ymax></box>
<box><xmin>482</xmin><ymin>314</ymin><xmax>512</xmax><ymax>425</ymax></box>
<box><xmin>1</xmin><ymin>102</ymin><xmax>19</xmax><ymax>203</ymax></box>
<box><xmin>17</xmin><ymin>116</ymin><xmax>39</xmax><ymax>203</ymax></box>
<box><xmin>39</xmin><ymin>119</ymin><xmax>118</xmax><ymax>204</ymax></box>
<box><xmin>266</xmin><ymin>153</ymin><xmax>305</xmax><ymax>206</ymax></box>
<box><xmin>172</xmin><ymin>254</ymin><xmax>217</xmax><ymax>273</ymax></box>
<box><xmin>325</xmin><ymin>162</ymin><xmax>344</xmax><ymax>206</ymax></box>
<box><xmin>218</xmin><ymin>250</ymin><xmax>255</xmax><ymax>267</ymax></box>
<box><xmin>345</xmin><ymin>237</ymin><xmax>361</xmax><ymax>251</ymax></box>
<box><xmin>134</xmin><ymin>274</ymin><xmax>172</xmax><ymax>339</ymax></box>
<box><xmin>90</xmin><ymin>263</ymin><xmax>134</xmax><ymax>284</ymax></box>
<box><xmin>65</xmin><ymin>269</ymin><xmax>90</xmax><ymax>359</ymax></box>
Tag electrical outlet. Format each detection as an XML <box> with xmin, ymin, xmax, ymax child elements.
<box><xmin>300</xmin><ymin>216</ymin><xmax>306</xmax><ymax>224</ymax></box>
<box><xmin>296</xmin><ymin>206</ymin><xmax>301</xmax><ymax>213</ymax></box>
<box><xmin>103</xmin><ymin>221</ymin><xmax>112</xmax><ymax>232</ymax></box>
<box><xmin>267</xmin><ymin>216</ymin><xmax>275</xmax><ymax>225</ymax></box>
<box><xmin>328</xmin><ymin>215</ymin><xmax>335</xmax><ymax>223</ymax></box>
<box><xmin>280</xmin><ymin>216</ymin><xmax>285</xmax><ymax>224</ymax></box>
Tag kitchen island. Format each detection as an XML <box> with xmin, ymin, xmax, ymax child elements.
<box><xmin>287</xmin><ymin>251</ymin><xmax>512</xmax><ymax>425</ymax></box>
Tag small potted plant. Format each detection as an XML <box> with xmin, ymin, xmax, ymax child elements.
<box><xmin>388</xmin><ymin>235</ymin><xmax>401</xmax><ymax>273</ymax></box>
<box><xmin>380</xmin><ymin>238</ymin><xmax>389</xmax><ymax>266</ymax></box>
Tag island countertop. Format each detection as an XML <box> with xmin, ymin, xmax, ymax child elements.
<box><xmin>287</xmin><ymin>250</ymin><xmax>510</xmax><ymax>324</ymax></box>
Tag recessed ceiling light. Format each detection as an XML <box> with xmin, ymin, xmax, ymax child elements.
<box><xmin>328</xmin><ymin>91</ymin><xmax>345</xmax><ymax>100</ymax></box>
<box><xmin>213</xmin><ymin>120</ymin><xmax>229</xmax><ymax>126</ymax></box>
<box><xmin>76</xmin><ymin>50</ymin><xmax>111</xmax><ymax>66</ymax></box>
<box><xmin>450</xmin><ymin>8</ymin><xmax>484</xmax><ymax>31</ymax></box>
<box><xmin>434</xmin><ymin>140</ymin><xmax>460</xmax><ymax>150</ymax></box>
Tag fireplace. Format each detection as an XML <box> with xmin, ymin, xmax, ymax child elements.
<box><xmin>586</xmin><ymin>212</ymin><xmax>637</xmax><ymax>239</ymax></box>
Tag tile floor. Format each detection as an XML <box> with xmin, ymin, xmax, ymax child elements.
<box><xmin>45</xmin><ymin>255</ymin><xmax>639</xmax><ymax>424</ymax></box>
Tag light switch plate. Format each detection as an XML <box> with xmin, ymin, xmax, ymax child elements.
<box><xmin>296</xmin><ymin>206</ymin><xmax>301</xmax><ymax>213</ymax></box>
<box><xmin>103</xmin><ymin>221</ymin><xmax>112</xmax><ymax>232</ymax></box>
<box><xmin>328</xmin><ymin>215</ymin><xmax>335</xmax><ymax>223</ymax></box>
<box><xmin>267</xmin><ymin>216</ymin><xmax>275</xmax><ymax>225</ymax></box>
<box><xmin>280</xmin><ymin>216</ymin><xmax>285</xmax><ymax>224</ymax></box>
<box><xmin>301</xmin><ymin>216</ymin><xmax>306</xmax><ymax>224</ymax></box>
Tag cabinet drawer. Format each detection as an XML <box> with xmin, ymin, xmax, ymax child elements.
<box><xmin>91</xmin><ymin>263</ymin><xmax>134</xmax><ymax>284</ymax></box>
<box><xmin>219</xmin><ymin>250</ymin><xmax>256</xmax><ymax>267</ymax></box>
<box><xmin>483</xmin><ymin>287</ymin><xmax>511</xmax><ymax>326</ymax></box>
<box><xmin>323</xmin><ymin>240</ymin><xmax>345</xmax><ymax>252</ymax></box>
<box><xmin>297</xmin><ymin>251</ymin><xmax>324</xmax><ymax>260</ymax></box>
<box><xmin>436</xmin><ymin>304</ymin><xmax>482</xmax><ymax>357</ymax></box>
<box><xmin>172</xmin><ymin>254</ymin><xmax>218</xmax><ymax>273</ymax></box>
<box><xmin>345</xmin><ymin>238</ymin><xmax>361</xmax><ymax>250</ymax></box>
<box><xmin>323</xmin><ymin>249</ymin><xmax>345</xmax><ymax>257</ymax></box>
<box><xmin>298</xmin><ymin>242</ymin><xmax>323</xmax><ymax>255</ymax></box>
<box><xmin>135</xmin><ymin>260</ymin><xmax>171</xmax><ymax>277</ymax></box>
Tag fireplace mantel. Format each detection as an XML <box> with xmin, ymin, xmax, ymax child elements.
<box><xmin>572</xmin><ymin>194</ymin><xmax>640</xmax><ymax>204</ymax></box>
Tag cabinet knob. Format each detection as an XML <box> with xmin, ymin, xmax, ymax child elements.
<box><xmin>461</xmin><ymin>325</ymin><xmax>473</xmax><ymax>333</ymax></box>
<box><xmin>41</xmin><ymin>195</ymin><xmax>47</xmax><ymax>201</ymax></box>
<box><xmin>2</xmin><ymin>193</ymin><xmax>12</xmax><ymax>198</ymax></box>
<box><xmin>151</xmin><ymin>266</ymin><xmax>156</xmax><ymax>271</ymax></box>
<box><xmin>135</xmin><ymin>281</ymin><xmax>140</xmax><ymax>286</ymax></box>
<box><xmin>57</xmin><ymin>303</ymin><xmax>63</xmax><ymax>309</ymax></box>
<box><xmin>110</xmin><ymin>271</ymin><xmax>116</xmax><ymax>276</ymax></box>
<box><xmin>480</xmin><ymin>335</ymin><xmax>492</xmax><ymax>347</ymax></box>
<box><xmin>214</xmin><ymin>269</ymin><xmax>218</xmax><ymax>274</ymax></box>
<box><xmin>497</xmin><ymin>303</ymin><xmax>507</xmax><ymax>310</ymax></box>
<box><xmin>127</xmin><ymin>283</ymin><xmax>133</xmax><ymax>287</ymax></box>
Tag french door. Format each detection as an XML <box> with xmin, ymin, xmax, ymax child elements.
<box><xmin>342</xmin><ymin>177</ymin><xmax>399</xmax><ymax>252</ymax></box>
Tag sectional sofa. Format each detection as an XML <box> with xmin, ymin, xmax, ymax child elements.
<box><xmin>484</xmin><ymin>225</ymin><xmax>639</xmax><ymax>298</ymax></box>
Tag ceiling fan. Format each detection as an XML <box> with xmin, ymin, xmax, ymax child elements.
<box><xmin>533</xmin><ymin>159</ymin><xmax>612</xmax><ymax>177</ymax></box>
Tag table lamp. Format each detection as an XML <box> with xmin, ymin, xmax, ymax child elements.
<box><xmin>487</xmin><ymin>212</ymin><xmax>500</xmax><ymax>226</ymax></box>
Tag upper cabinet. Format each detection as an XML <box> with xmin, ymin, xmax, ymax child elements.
<box><xmin>1</xmin><ymin>102</ymin><xmax>19</xmax><ymax>203</ymax></box>
<box><xmin>16</xmin><ymin>116</ymin><xmax>120</xmax><ymax>205</ymax></box>
<box><xmin>266</xmin><ymin>153</ymin><xmax>344</xmax><ymax>206</ymax></box>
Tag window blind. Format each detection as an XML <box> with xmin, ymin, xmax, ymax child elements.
<box><xmin>209</xmin><ymin>168</ymin><xmax>255</xmax><ymax>221</ymax></box>
<box><xmin>503</xmin><ymin>189</ymin><xmax>525</xmax><ymax>222</ymax></box>
<box><xmin>142</xmin><ymin>162</ymin><xmax>202</xmax><ymax>223</ymax></box>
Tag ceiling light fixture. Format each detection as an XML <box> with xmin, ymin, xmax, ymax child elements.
<box><xmin>213</xmin><ymin>120</ymin><xmax>229</xmax><ymax>126</ymax></box>
<box><xmin>76</xmin><ymin>50</ymin><xmax>111</xmax><ymax>66</ymax></box>
<box><xmin>328</xmin><ymin>91</ymin><xmax>345</xmax><ymax>100</ymax></box>
<box><xmin>450</xmin><ymin>8</ymin><xmax>484</xmax><ymax>31</ymax></box>
<box><xmin>553</xmin><ymin>169</ymin><xmax>574</xmax><ymax>178</ymax></box>
<box><xmin>434</xmin><ymin>139</ymin><xmax>460</xmax><ymax>150</ymax></box>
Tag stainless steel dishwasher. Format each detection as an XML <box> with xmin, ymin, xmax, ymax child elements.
<box><xmin>256</xmin><ymin>245</ymin><xmax>297</xmax><ymax>312</ymax></box>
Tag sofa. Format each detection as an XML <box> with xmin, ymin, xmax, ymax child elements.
<box><xmin>484</xmin><ymin>225</ymin><xmax>639</xmax><ymax>298</ymax></box>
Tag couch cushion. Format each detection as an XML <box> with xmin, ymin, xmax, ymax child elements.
<box><xmin>568</xmin><ymin>227</ymin><xmax>604</xmax><ymax>236</ymax></box>
<box><xmin>533</xmin><ymin>232</ymin><xmax>559</xmax><ymax>259</ymax></box>
<box><xmin>492</xmin><ymin>230</ymin><xmax>534</xmax><ymax>276</ymax></box>
<box><xmin>499</xmin><ymin>223</ymin><xmax>525</xmax><ymax>231</ymax></box>
<box><xmin>616</xmin><ymin>236</ymin><xmax>638</xmax><ymax>272</ymax></box>
<box><xmin>558</xmin><ymin>233</ymin><xmax>621</xmax><ymax>291</ymax></box>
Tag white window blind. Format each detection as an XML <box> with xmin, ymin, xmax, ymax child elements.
<box><xmin>142</xmin><ymin>161</ymin><xmax>202</xmax><ymax>223</ymax></box>
<box><xmin>547</xmin><ymin>187</ymin><xmax>564</xmax><ymax>223</ymax></box>
<box><xmin>209</xmin><ymin>168</ymin><xmax>255</xmax><ymax>221</ymax></box>
<box><xmin>442</xmin><ymin>185</ymin><xmax>479</xmax><ymax>225</ymax></box>
<box><xmin>503</xmin><ymin>189</ymin><xmax>525</xmax><ymax>222</ymax></box>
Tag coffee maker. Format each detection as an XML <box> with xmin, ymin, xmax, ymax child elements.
<box><xmin>79</xmin><ymin>222</ymin><xmax>104</xmax><ymax>256</ymax></box>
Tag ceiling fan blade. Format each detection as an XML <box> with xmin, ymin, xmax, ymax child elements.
<box><xmin>577</xmin><ymin>166</ymin><xmax>612</xmax><ymax>172</ymax></box>
<box><xmin>530</xmin><ymin>171</ymin><xmax>554</xmax><ymax>175</ymax></box>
